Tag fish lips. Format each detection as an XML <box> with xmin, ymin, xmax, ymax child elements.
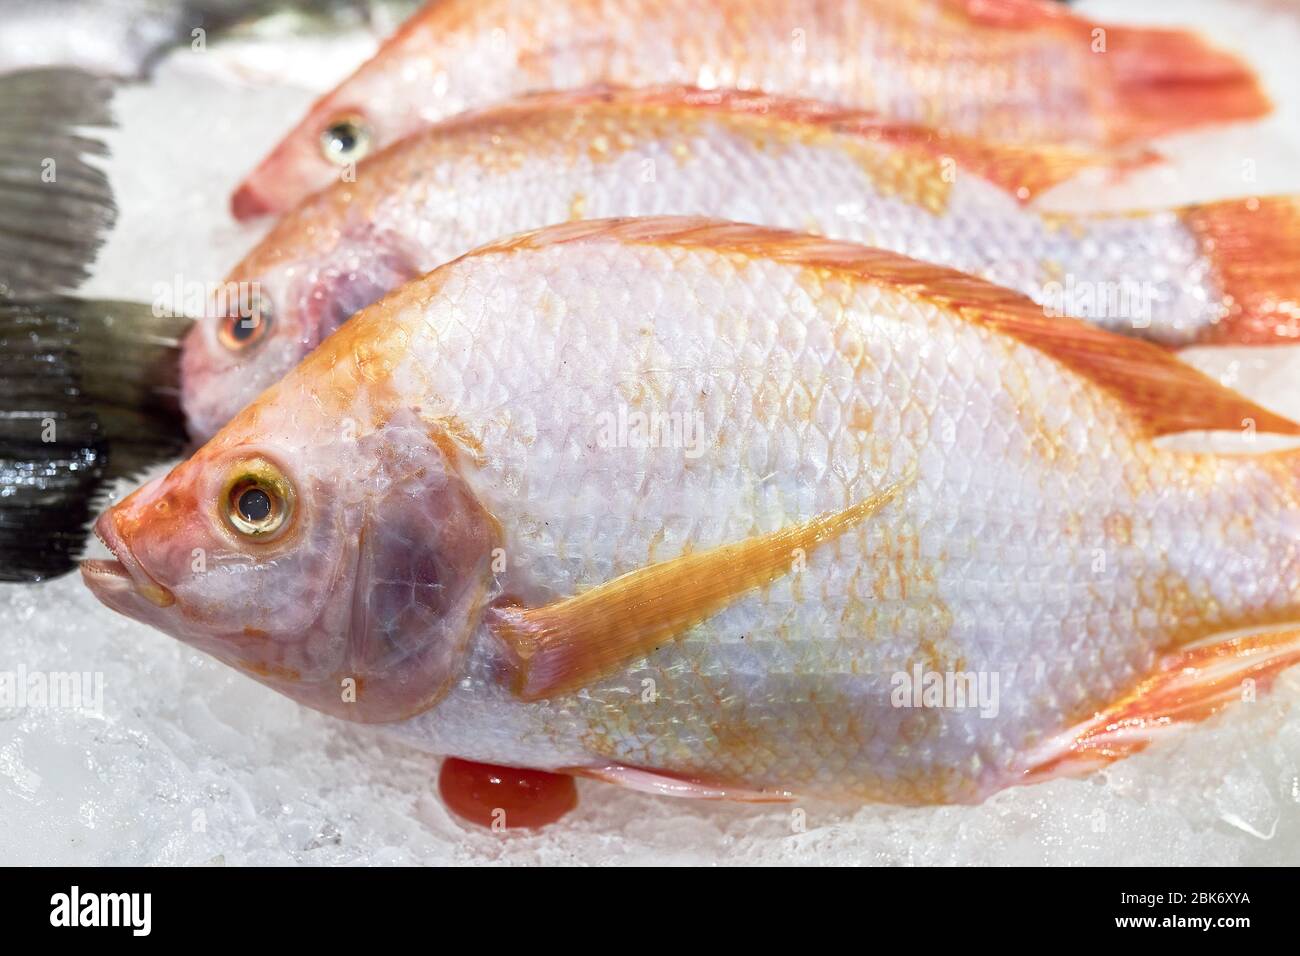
<box><xmin>81</xmin><ymin>511</ymin><xmax>176</xmax><ymax>622</ymax></box>
<box><xmin>230</xmin><ymin>181</ymin><xmax>273</xmax><ymax>221</ymax></box>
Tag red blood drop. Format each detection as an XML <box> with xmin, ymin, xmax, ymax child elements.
<box><xmin>438</xmin><ymin>758</ymin><xmax>578</xmax><ymax>830</ymax></box>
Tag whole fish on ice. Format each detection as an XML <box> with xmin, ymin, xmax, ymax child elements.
<box><xmin>231</xmin><ymin>0</ymin><xmax>1271</xmax><ymax>217</ymax></box>
<box><xmin>83</xmin><ymin>219</ymin><xmax>1300</xmax><ymax>804</ymax></box>
<box><xmin>185</xmin><ymin>88</ymin><xmax>1300</xmax><ymax>441</ymax></box>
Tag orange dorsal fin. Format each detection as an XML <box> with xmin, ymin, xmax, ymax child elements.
<box><xmin>632</xmin><ymin>87</ymin><xmax>1137</xmax><ymax>203</ymax></box>
<box><xmin>946</xmin><ymin>0</ymin><xmax>1071</xmax><ymax>29</ymax></box>
<box><xmin>479</xmin><ymin>85</ymin><xmax>1133</xmax><ymax>203</ymax></box>
<box><xmin>490</xmin><ymin>477</ymin><xmax>910</xmax><ymax>700</ymax></box>
<box><xmin>475</xmin><ymin>217</ymin><xmax>1300</xmax><ymax>439</ymax></box>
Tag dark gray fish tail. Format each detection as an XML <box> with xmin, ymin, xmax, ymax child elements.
<box><xmin>0</xmin><ymin>68</ymin><xmax>117</xmax><ymax>297</ymax></box>
<box><xmin>0</xmin><ymin>298</ymin><xmax>191</xmax><ymax>582</ymax></box>
<box><xmin>0</xmin><ymin>68</ymin><xmax>191</xmax><ymax>582</ymax></box>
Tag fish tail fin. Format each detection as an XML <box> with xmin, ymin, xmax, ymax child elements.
<box><xmin>0</xmin><ymin>298</ymin><xmax>189</xmax><ymax>582</ymax></box>
<box><xmin>1178</xmin><ymin>195</ymin><xmax>1300</xmax><ymax>345</ymax></box>
<box><xmin>1100</xmin><ymin>24</ymin><xmax>1272</xmax><ymax>142</ymax></box>
<box><xmin>952</xmin><ymin>0</ymin><xmax>1270</xmax><ymax>142</ymax></box>
<box><xmin>1017</xmin><ymin>626</ymin><xmax>1300</xmax><ymax>787</ymax></box>
<box><xmin>0</xmin><ymin>69</ymin><xmax>118</xmax><ymax>296</ymax></box>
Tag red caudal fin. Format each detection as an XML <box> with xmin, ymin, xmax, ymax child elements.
<box><xmin>952</xmin><ymin>0</ymin><xmax>1270</xmax><ymax>143</ymax></box>
<box><xmin>1181</xmin><ymin>196</ymin><xmax>1300</xmax><ymax>345</ymax></box>
<box><xmin>1099</xmin><ymin>25</ymin><xmax>1272</xmax><ymax>143</ymax></box>
<box><xmin>1018</xmin><ymin>627</ymin><xmax>1300</xmax><ymax>786</ymax></box>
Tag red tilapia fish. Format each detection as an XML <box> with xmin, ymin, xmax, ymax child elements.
<box><xmin>189</xmin><ymin>88</ymin><xmax>1300</xmax><ymax>441</ymax></box>
<box><xmin>232</xmin><ymin>0</ymin><xmax>1270</xmax><ymax>218</ymax></box>
<box><xmin>85</xmin><ymin>219</ymin><xmax>1300</xmax><ymax>819</ymax></box>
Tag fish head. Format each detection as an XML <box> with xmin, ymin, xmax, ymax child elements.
<box><xmin>230</xmin><ymin>48</ymin><xmax>430</xmax><ymax>219</ymax></box>
<box><xmin>179</xmin><ymin>261</ymin><xmax>318</xmax><ymax>442</ymax></box>
<box><xmin>86</xmin><ymin>328</ymin><xmax>501</xmax><ymax>722</ymax></box>
<box><xmin>182</xmin><ymin>237</ymin><xmax>419</xmax><ymax>441</ymax></box>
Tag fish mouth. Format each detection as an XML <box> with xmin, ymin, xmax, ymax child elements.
<box><xmin>80</xmin><ymin>514</ymin><xmax>175</xmax><ymax>609</ymax></box>
<box><xmin>230</xmin><ymin>181</ymin><xmax>272</xmax><ymax>221</ymax></box>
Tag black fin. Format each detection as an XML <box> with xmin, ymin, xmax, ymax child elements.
<box><xmin>0</xmin><ymin>298</ymin><xmax>190</xmax><ymax>582</ymax></box>
<box><xmin>0</xmin><ymin>68</ymin><xmax>117</xmax><ymax>296</ymax></box>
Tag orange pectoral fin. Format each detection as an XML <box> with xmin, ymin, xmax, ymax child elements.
<box><xmin>843</xmin><ymin>122</ymin><xmax>1158</xmax><ymax>205</ymax></box>
<box><xmin>1018</xmin><ymin>626</ymin><xmax>1300</xmax><ymax>786</ymax></box>
<box><xmin>924</xmin><ymin>138</ymin><xmax>1157</xmax><ymax>205</ymax></box>
<box><xmin>489</xmin><ymin>476</ymin><xmax>911</xmax><ymax>700</ymax></box>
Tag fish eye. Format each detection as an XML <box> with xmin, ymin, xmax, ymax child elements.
<box><xmin>218</xmin><ymin>292</ymin><xmax>273</xmax><ymax>352</ymax></box>
<box><xmin>320</xmin><ymin>114</ymin><xmax>371</xmax><ymax>165</ymax></box>
<box><xmin>223</xmin><ymin>459</ymin><xmax>294</xmax><ymax>539</ymax></box>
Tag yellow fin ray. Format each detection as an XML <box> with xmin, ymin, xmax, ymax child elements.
<box><xmin>491</xmin><ymin>477</ymin><xmax>910</xmax><ymax>700</ymax></box>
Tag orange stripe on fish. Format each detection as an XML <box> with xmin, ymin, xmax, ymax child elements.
<box><xmin>1181</xmin><ymin>196</ymin><xmax>1300</xmax><ymax>345</ymax></box>
<box><xmin>478</xmin><ymin>217</ymin><xmax>1300</xmax><ymax>439</ymax></box>
<box><xmin>490</xmin><ymin>475</ymin><xmax>912</xmax><ymax>700</ymax></box>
